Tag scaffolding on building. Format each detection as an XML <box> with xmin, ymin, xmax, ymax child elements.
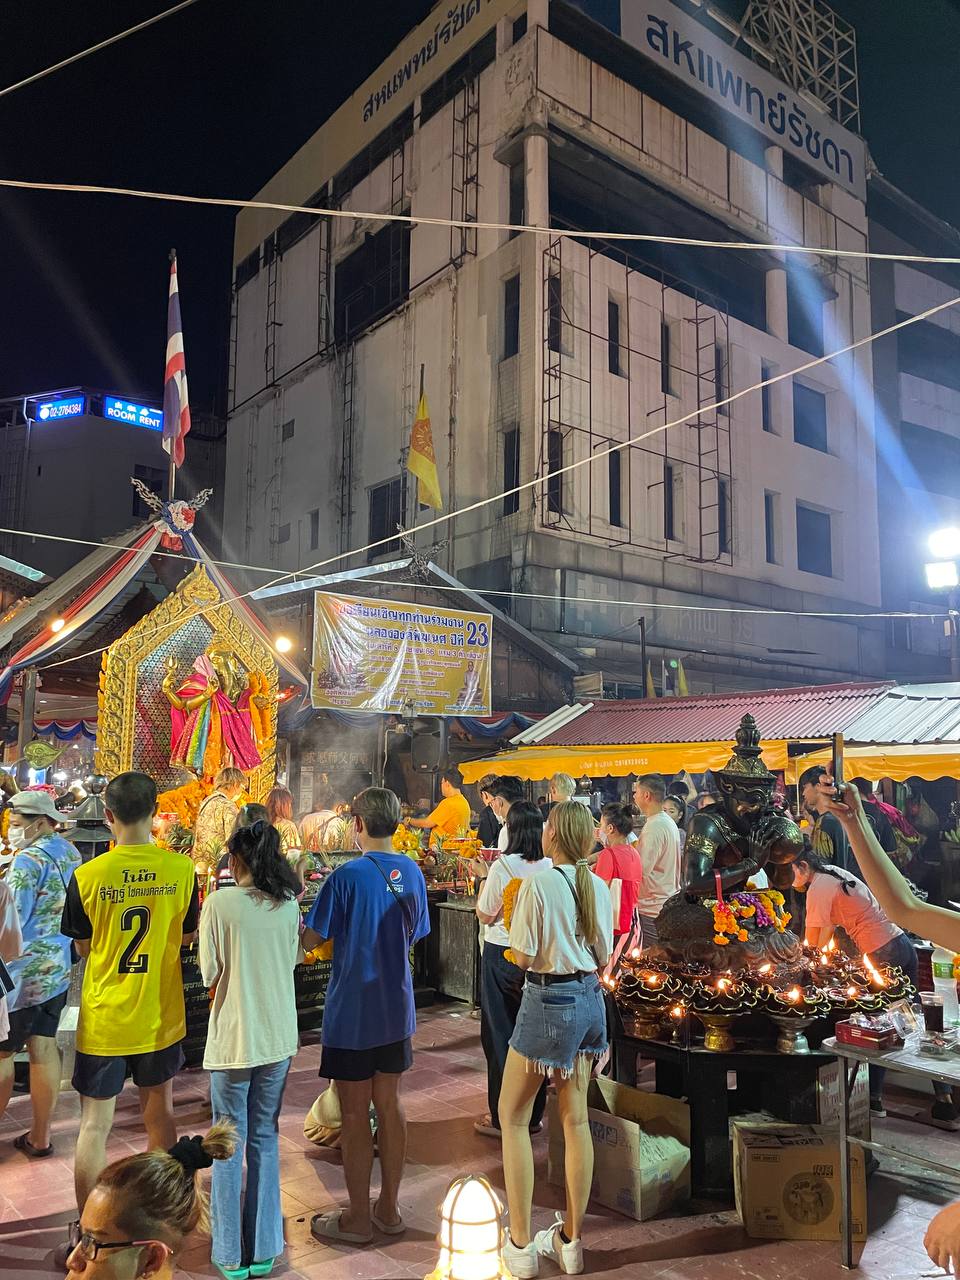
<box><xmin>450</xmin><ymin>75</ymin><xmax>480</xmax><ymax>265</ymax></box>
<box><xmin>537</xmin><ymin>232</ymin><xmax>734</xmax><ymax>567</ymax></box>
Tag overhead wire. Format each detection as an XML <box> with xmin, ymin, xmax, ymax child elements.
<box><xmin>26</xmin><ymin>292</ymin><xmax>960</xmax><ymax>676</ymax></box>
<box><xmin>0</xmin><ymin>1</ymin><xmax>201</xmax><ymax>102</ymax></box>
<box><xmin>6</xmin><ymin>175</ymin><xmax>960</xmax><ymax>267</ymax></box>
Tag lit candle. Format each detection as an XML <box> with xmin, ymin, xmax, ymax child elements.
<box><xmin>846</xmin><ymin>985</ymin><xmax>860</xmax><ymax>998</ymax></box>
<box><xmin>785</xmin><ymin>986</ymin><xmax>802</xmax><ymax>1004</ymax></box>
<box><xmin>670</xmin><ymin>1004</ymin><xmax>685</xmax><ymax>1019</ymax></box>
<box><xmin>645</xmin><ymin>973</ymin><xmax>662</xmax><ymax>986</ymax></box>
<box><xmin>758</xmin><ymin>962</ymin><xmax>772</xmax><ymax>975</ymax></box>
<box><xmin>631</xmin><ymin>948</ymin><xmax>641</xmax><ymax>959</ymax></box>
<box><xmin>863</xmin><ymin>954</ymin><xmax>886</xmax><ymax>987</ymax></box>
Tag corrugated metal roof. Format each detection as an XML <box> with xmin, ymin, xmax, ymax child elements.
<box><xmin>844</xmin><ymin>683</ymin><xmax>960</xmax><ymax>745</ymax></box>
<box><xmin>539</xmin><ymin>681</ymin><xmax>894</xmax><ymax>747</ymax></box>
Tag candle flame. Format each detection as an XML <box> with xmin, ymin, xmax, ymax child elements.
<box><xmin>631</xmin><ymin>949</ymin><xmax>641</xmax><ymax>959</ymax></box>
<box><xmin>645</xmin><ymin>973</ymin><xmax>662</xmax><ymax>986</ymax></box>
<box><xmin>670</xmin><ymin>1004</ymin><xmax>685</xmax><ymax>1018</ymax></box>
<box><xmin>862</xmin><ymin>954</ymin><xmax>886</xmax><ymax>987</ymax></box>
<box><xmin>827</xmin><ymin>937</ymin><xmax>837</xmax><ymax>953</ymax></box>
<box><xmin>759</xmin><ymin>962</ymin><xmax>772</xmax><ymax>975</ymax></box>
<box><xmin>786</xmin><ymin>987</ymin><xmax>801</xmax><ymax>1003</ymax></box>
<box><xmin>847</xmin><ymin>985</ymin><xmax>859</xmax><ymax>997</ymax></box>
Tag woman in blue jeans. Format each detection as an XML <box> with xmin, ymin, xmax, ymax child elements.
<box><xmin>475</xmin><ymin>800</ymin><xmax>552</xmax><ymax>1138</ymax></box>
<box><xmin>499</xmin><ymin>802</ymin><xmax>614</xmax><ymax>1279</ymax></box>
<box><xmin>200</xmin><ymin>819</ymin><xmax>303</xmax><ymax>1279</ymax></box>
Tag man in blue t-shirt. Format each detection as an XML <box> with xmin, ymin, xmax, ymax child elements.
<box><xmin>303</xmin><ymin>786</ymin><xmax>429</xmax><ymax>1246</ymax></box>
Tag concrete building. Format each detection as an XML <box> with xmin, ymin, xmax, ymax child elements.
<box><xmin>224</xmin><ymin>0</ymin><xmax>883</xmax><ymax>695</ymax></box>
<box><xmin>868</xmin><ymin>177</ymin><xmax>960</xmax><ymax>680</ymax></box>
<box><xmin>0</xmin><ymin>387</ymin><xmax>225</xmax><ymax>577</ymax></box>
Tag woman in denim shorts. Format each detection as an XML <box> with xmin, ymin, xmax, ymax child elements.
<box><xmin>499</xmin><ymin>802</ymin><xmax>615</xmax><ymax>1278</ymax></box>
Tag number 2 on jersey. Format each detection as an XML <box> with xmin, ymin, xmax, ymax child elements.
<box><xmin>118</xmin><ymin>905</ymin><xmax>151</xmax><ymax>974</ymax></box>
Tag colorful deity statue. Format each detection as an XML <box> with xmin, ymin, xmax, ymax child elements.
<box><xmin>653</xmin><ymin>714</ymin><xmax>805</xmax><ymax>970</ymax></box>
<box><xmin>162</xmin><ymin>644</ymin><xmax>270</xmax><ymax>780</ymax></box>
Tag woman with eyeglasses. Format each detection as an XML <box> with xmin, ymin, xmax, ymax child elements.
<box><xmin>65</xmin><ymin>1126</ymin><xmax>236</xmax><ymax>1278</ymax></box>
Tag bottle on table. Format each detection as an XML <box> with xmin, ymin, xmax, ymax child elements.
<box><xmin>931</xmin><ymin>945</ymin><xmax>960</xmax><ymax>1027</ymax></box>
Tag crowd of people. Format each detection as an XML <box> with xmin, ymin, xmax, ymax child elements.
<box><xmin>0</xmin><ymin>760</ymin><xmax>959</xmax><ymax>1277</ymax></box>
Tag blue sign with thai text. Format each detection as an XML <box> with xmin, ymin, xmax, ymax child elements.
<box><xmin>35</xmin><ymin>395</ymin><xmax>85</xmax><ymax>422</ymax></box>
<box><xmin>103</xmin><ymin>398</ymin><xmax>163</xmax><ymax>431</ymax></box>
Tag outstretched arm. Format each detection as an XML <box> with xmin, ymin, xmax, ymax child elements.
<box><xmin>825</xmin><ymin>784</ymin><xmax>960</xmax><ymax>949</ymax></box>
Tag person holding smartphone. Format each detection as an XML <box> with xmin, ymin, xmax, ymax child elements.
<box><xmin>824</xmin><ymin>781</ymin><xmax>960</xmax><ymax>1274</ymax></box>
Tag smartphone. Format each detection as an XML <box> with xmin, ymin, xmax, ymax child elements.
<box><xmin>831</xmin><ymin>732</ymin><xmax>844</xmax><ymax>800</ymax></box>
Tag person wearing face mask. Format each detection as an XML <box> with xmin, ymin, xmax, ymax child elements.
<box><xmin>0</xmin><ymin>789</ymin><xmax>80</xmax><ymax>1160</ymax></box>
<box><xmin>200</xmin><ymin>819</ymin><xmax>303</xmax><ymax>1278</ymax></box>
<box><xmin>64</xmin><ymin>1124</ymin><xmax>237</xmax><ymax>1280</ymax></box>
<box><xmin>489</xmin><ymin>777</ymin><xmax>527</xmax><ymax>852</ymax></box>
<box><xmin>58</xmin><ymin>771</ymin><xmax>199</xmax><ymax>1265</ymax></box>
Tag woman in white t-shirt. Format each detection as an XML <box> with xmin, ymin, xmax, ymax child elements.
<box><xmin>200</xmin><ymin>819</ymin><xmax>303</xmax><ymax>1277</ymax></box>
<box><xmin>793</xmin><ymin>849</ymin><xmax>954</xmax><ymax>1121</ymax></box>
<box><xmin>500</xmin><ymin>802</ymin><xmax>614</xmax><ymax>1279</ymax></box>
<box><xmin>474</xmin><ymin>800</ymin><xmax>550</xmax><ymax>1139</ymax></box>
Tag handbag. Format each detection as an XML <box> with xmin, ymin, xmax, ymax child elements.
<box><xmin>304</xmin><ymin>1082</ymin><xmax>342</xmax><ymax>1148</ymax></box>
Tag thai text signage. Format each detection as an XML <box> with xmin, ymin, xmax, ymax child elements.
<box><xmin>35</xmin><ymin>395</ymin><xmax>85</xmax><ymax>421</ymax></box>
<box><xmin>311</xmin><ymin>592</ymin><xmax>491</xmax><ymax>716</ymax></box>
<box><xmin>103</xmin><ymin>398</ymin><xmax>163</xmax><ymax>431</ymax></box>
<box><xmin>620</xmin><ymin>1</ymin><xmax>866</xmax><ymax>200</ymax></box>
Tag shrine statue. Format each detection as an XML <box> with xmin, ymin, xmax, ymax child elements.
<box><xmin>162</xmin><ymin>644</ymin><xmax>269</xmax><ymax>779</ymax></box>
<box><xmin>653</xmin><ymin>714</ymin><xmax>805</xmax><ymax>970</ymax></box>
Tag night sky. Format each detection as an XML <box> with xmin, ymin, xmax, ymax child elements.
<box><xmin>1</xmin><ymin>0</ymin><xmax>959</xmax><ymax>412</ymax></box>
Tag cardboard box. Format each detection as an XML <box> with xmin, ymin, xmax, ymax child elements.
<box><xmin>547</xmin><ymin>1078</ymin><xmax>689</xmax><ymax>1221</ymax></box>
<box><xmin>734</xmin><ymin>1124</ymin><xmax>867</xmax><ymax>1242</ymax></box>
<box><xmin>816</xmin><ymin>1060</ymin><xmax>871</xmax><ymax>1141</ymax></box>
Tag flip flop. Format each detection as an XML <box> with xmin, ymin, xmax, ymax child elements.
<box><xmin>372</xmin><ymin>1210</ymin><xmax>406</xmax><ymax>1235</ymax></box>
<box><xmin>311</xmin><ymin>1211</ymin><xmax>374</xmax><ymax>1245</ymax></box>
<box><xmin>14</xmin><ymin>1133</ymin><xmax>53</xmax><ymax>1158</ymax></box>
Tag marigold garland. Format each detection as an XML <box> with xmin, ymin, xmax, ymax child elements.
<box><xmin>502</xmin><ymin>877</ymin><xmax>522</xmax><ymax>964</ymax></box>
<box><xmin>707</xmin><ymin>885</ymin><xmax>791</xmax><ymax>946</ymax></box>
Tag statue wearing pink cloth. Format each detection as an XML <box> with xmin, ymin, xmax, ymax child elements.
<box><xmin>163</xmin><ymin>645</ymin><xmax>263</xmax><ymax>779</ymax></box>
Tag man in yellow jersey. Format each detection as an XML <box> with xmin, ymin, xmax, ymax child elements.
<box><xmin>59</xmin><ymin>771</ymin><xmax>198</xmax><ymax>1256</ymax></box>
<box><xmin>407</xmin><ymin>768</ymin><xmax>471</xmax><ymax>839</ymax></box>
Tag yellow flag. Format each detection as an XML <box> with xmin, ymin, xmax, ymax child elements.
<box><xmin>407</xmin><ymin>392</ymin><xmax>442</xmax><ymax>510</ymax></box>
<box><xmin>645</xmin><ymin>661</ymin><xmax>656</xmax><ymax>698</ymax></box>
<box><xmin>677</xmin><ymin>659</ymin><xmax>689</xmax><ymax>697</ymax></box>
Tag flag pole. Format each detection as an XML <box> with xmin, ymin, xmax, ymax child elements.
<box><xmin>167</xmin><ymin>248</ymin><xmax>177</xmax><ymax>502</ymax></box>
<box><xmin>419</xmin><ymin>363</ymin><xmax>425</xmax><ymax>399</ymax></box>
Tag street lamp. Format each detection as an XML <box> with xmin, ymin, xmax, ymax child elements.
<box><xmin>925</xmin><ymin>528</ymin><xmax>960</xmax><ymax>679</ymax></box>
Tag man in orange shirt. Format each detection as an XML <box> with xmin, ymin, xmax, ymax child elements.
<box><xmin>408</xmin><ymin>768</ymin><xmax>471</xmax><ymax>838</ymax></box>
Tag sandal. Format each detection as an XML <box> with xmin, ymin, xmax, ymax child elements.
<box><xmin>249</xmin><ymin>1263</ymin><xmax>277</xmax><ymax>1278</ymax></box>
<box><xmin>311</xmin><ymin>1210</ymin><xmax>373</xmax><ymax>1245</ymax></box>
<box><xmin>372</xmin><ymin>1209</ymin><xmax>406</xmax><ymax>1235</ymax></box>
<box><xmin>14</xmin><ymin>1132</ymin><xmax>53</xmax><ymax>1158</ymax></box>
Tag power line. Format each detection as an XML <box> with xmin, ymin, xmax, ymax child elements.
<box><xmin>0</xmin><ymin>1</ymin><xmax>201</xmax><ymax>102</ymax></box>
<box><xmin>26</xmin><ymin>292</ymin><xmax>960</xmax><ymax>676</ymax></box>
<box><xmin>5</xmin><ymin>174</ymin><xmax>960</xmax><ymax>267</ymax></box>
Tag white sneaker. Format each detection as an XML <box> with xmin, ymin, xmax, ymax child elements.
<box><xmin>502</xmin><ymin>1234</ymin><xmax>539</xmax><ymax>1278</ymax></box>
<box><xmin>533</xmin><ymin>1216</ymin><xmax>584</xmax><ymax>1275</ymax></box>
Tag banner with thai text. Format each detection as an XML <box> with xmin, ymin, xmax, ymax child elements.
<box><xmin>311</xmin><ymin>592</ymin><xmax>492</xmax><ymax>715</ymax></box>
<box><xmin>620</xmin><ymin>0</ymin><xmax>866</xmax><ymax>199</ymax></box>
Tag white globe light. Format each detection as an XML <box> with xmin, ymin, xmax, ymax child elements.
<box><xmin>929</xmin><ymin>528</ymin><xmax>960</xmax><ymax>560</ymax></box>
<box><xmin>275</xmin><ymin>635</ymin><xmax>293</xmax><ymax>654</ymax></box>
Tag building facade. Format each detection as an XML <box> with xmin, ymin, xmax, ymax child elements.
<box><xmin>867</xmin><ymin>177</ymin><xmax>960</xmax><ymax>680</ymax></box>
<box><xmin>224</xmin><ymin>0</ymin><xmax>884</xmax><ymax>695</ymax></box>
<box><xmin>0</xmin><ymin>387</ymin><xmax>225</xmax><ymax>577</ymax></box>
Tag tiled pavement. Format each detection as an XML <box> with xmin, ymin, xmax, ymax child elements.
<box><xmin>0</xmin><ymin>1007</ymin><xmax>956</xmax><ymax>1278</ymax></box>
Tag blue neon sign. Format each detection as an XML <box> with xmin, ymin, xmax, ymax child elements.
<box><xmin>35</xmin><ymin>395</ymin><xmax>85</xmax><ymax>422</ymax></box>
<box><xmin>103</xmin><ymin>398</ymin><xmax>163</xmax><ymax>431</ymax></box>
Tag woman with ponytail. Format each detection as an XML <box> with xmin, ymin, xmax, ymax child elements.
<box><xmin>199</xmin><ymin>821</ymin><xmax>303</xmax><ymax>1278</ymax></box>
<box><xmin>65</xmin><ymin>1124</ymin><xmax>237</xmax><ymax>1278</ymax></box>
<box><xmin>498</xmin><ymin>801</ymin><xmax>614</xmax><ymax>1278</ymax></box>
<box><xmin>792</xmin><ymin>848</ymin><xmax>956</xmax><ymax>1125</ymax></box>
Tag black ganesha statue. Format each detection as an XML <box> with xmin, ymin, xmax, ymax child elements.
<box><xmin>652</xmin><ymin>714</ymin><xmax>805</xmax><ymax>972</ymax></box>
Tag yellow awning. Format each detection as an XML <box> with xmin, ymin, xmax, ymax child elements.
<box><xmin>787</xmin><ymin>742</ymin><xmax>960</xmax><ymax>784</ymax></box>
<box><xmin>460</xmin><ymin>739</ymin><xmax>791</xmax><ymax>785</ymax></box>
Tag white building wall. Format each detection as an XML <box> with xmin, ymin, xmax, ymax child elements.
<box><xmin>224</xmin><ymin>15</ymin><xmax>884</xmax><ymax>687</ymax></box>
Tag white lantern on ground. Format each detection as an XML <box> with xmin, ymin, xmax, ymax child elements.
<box><xmin>425</xmin><ymin>1173</ymin><xmax>510</xmax><ymax>1280</ymax></box>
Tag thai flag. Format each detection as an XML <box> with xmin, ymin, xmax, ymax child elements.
<box><xmin>162</xmin><ymin>254</ymin><xmax>191</xmax><ymax>467</ymax></box>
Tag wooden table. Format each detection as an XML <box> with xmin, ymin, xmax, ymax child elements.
<box><xmin>612</xmin><ymin>1030</ymin><xmax>835</xmax><ymax>1200</ymax></box>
